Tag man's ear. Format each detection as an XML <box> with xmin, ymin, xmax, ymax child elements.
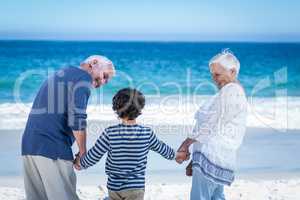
<box><xmin>231</xmin><ymin>68</ymin><xmax>237</xmax><ymax>77</ymax></box>
<box><xmin>92</xmin><ymin>59</ymin><xmax>98</xmax><ymax>65</ymax></box>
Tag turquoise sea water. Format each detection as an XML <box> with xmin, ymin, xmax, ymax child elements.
<box><xmin>0</xmin><ymin>41</ymin><xmax>299</xmax><ymax>104</ymax></box>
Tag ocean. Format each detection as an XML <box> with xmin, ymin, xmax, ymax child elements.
<box><xmin>1</xmin><ymin>41</ymin><xmax>300</xmax><ymax>102</ymax></box>
<box><xmin>0</xmin><ymin>41</ymin><xmax>300</xmax><ymax>184</ymax></box>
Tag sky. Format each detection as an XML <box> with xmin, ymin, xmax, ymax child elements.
<box><xmin>0</xmin><ymin>0</ymin><xmax>299</xmax><ymax>41</ymax></box>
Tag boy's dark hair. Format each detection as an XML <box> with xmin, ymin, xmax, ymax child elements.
<box><xmin>112</xmin><ymin>88</ymin><xmax>145</xmax><ymax>120</ymax></box>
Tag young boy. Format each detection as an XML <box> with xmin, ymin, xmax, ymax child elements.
<box><xmin>74</xmin><ymin>88</ymin><xmax>187</xmax><ymax>200</ymax></box>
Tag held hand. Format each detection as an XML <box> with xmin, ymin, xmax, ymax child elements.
<box><xmin>176</xmin><ymin>138</ymin><xmax>193</xmax><ymax>164</ymax></box>
<box><xmin>175</xmin><ymin>151</ymin><xmax>190</xmax><ymax>164</ymax></box>
<box><xmin>79</xmin><ymin>149</ymin><xmax>86</xmax><ymax>157</ymax></box>
<box><xmin>177</xmin><ymin>141</ymin><xmax>188</xmax><ymax>153</ymax></box>
<box><xmin>177</xmin><ymin>138</ymin><xmax>196</xmax><ymax>154</ymax></box>
<box><xmin>73</xmin><ymin>153</ymin><xmax>81</xmax><ymax>170</ymax></box>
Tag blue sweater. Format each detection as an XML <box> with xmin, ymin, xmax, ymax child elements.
<box><xmin>22</xmin><ymin>66</ymin><xmax>92</xmax><ymax>160</ymax></box>
<box><xmin>80</xmin><ymin>124</ymin><xmax>175</xmax><ymax>191</ymax></box>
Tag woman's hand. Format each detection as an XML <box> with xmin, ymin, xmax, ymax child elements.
<box><xmin>186</xmin><ymin>160</ymin><xmax>193</xmax><ymax>176</ymax></box>
<box><xmin>175</xmin><ymin>137</ymin><xmax>196</xmax><ymax>164</ymax></box>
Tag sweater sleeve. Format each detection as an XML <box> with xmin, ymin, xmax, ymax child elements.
<box><xmin>68</xmin><ymin>78</ymin><xmax>91</xmax><ymax>131</ymax></box>
<box><xmin>80</xmin><ymin>130</ymin><xmax>110</xmax><ymax>169</ymax></box>
<box><xmin>216</xmin><ymin>83</ymin><xmax>248</xmax><ymax>148</ymax></box>
<box><xmin>149</xmin><ymin>131</ymin><xmax>175</xmax><ymax>160</ymax></box>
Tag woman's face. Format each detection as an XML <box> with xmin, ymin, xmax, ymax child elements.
<box><xmin>210</xmin><ymin>63</ymin><xmax>236</xmax><ymax>88</ymax></box>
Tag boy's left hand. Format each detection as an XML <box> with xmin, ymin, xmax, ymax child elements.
<box><xmin>175</xmin><ymin>151</ymin><xmax>190</xmax><ymax>164</ymax></box>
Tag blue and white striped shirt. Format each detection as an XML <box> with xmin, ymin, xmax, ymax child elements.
<box><xmin>80</xmin><ymin>123</ymin><xmax>175</xmax><ymax>191</ymax></box>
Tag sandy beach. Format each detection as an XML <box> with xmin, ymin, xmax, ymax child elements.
<box><xmin>1</xmin><ymin>125</ymin><xmax>300</xmax><ymax>199</ymax></box>
<box><xmin>1</xmin><ymin>179</ymin><xmax>300</xmax><ymax>200</ymax></box>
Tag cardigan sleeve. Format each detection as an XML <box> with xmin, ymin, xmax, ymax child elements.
<box><xmin>216</xmin><ymin>83</ymin><xmax>248</xmax><ymax>149</ymax></box>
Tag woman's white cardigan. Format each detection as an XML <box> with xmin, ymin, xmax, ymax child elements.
<box><xmin>190</xmin><ymin>82</ymin><xmax>247</xmax><ymax>185</ymax></box>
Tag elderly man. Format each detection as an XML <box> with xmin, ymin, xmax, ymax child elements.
<box><xmin>176</xmin><ymin>50</ymin><xmax>248</xmax><ymax>200</ymax></box>
<box><xmin>21</xmin><ymin>55</ymin><xmax>115</xmax><ymax>200</ymax></box>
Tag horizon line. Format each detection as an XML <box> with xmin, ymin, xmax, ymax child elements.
<box><xmin>0</xmin><ymin>38</ymin><xmax>300</xmax><ymax>44</ymax></box>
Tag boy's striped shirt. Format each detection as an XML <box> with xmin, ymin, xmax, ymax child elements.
<box><xmin>80</xmin><ymin>124</ymin><xmax>175</xmax><ymax>191</ymax></box>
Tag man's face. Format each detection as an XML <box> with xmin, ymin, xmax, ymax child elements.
<box><xmin>210</xmin><ymin>63</ymin><xmax>235</xmax><ymax>88</ymax></box>
<box><xmin>91</xmin><ymin>67</ymin><xmax>114</xmax><ymax>88</ymax></box>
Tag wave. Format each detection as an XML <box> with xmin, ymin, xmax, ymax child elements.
<box><xmin>0</xmin><ymin>96</ymin><xmax>299</xmax><ymax>131</ymax></box>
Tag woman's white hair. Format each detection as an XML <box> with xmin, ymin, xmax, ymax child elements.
<box><xmin>81</xmin><ymin>55</ymin><xmax>115</xmax><ymax>71</ymax></box>
<box><xmin>209</xmin><ymin>49</ymin><xmax>240</xmax><ymax>77</ymax></box>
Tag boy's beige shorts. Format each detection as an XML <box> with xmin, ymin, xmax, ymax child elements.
<box><xmin>109</xmin><ymin>189</ymin><xmax>145</xmax><ymax>200</ymax></box>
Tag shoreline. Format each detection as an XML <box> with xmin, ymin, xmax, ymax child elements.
<box><xmin>2</xmin><ymin>171</ymin><xmax>300</xmax><ymax>187</ymax></box>
<box><xmin>1</xmin><ymin>178</ymin><xmax>300</xmax><ymax>200</ymax></box>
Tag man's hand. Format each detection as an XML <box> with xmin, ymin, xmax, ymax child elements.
<box><xmin>73</xmin><ymin>153</ymin><xmax>81</xmax><ymax>170</ymax></box>
<box><xmin>186</xmin><ymin>160</ymin><xmax>193</xmax><ymax>176</ymax></box>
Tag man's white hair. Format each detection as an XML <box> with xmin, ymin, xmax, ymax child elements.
<box><xmin>81</xmin><ymin>55</ymin><xmax>115</xmax><ymax>71</ymax></box>
<box><xmin>209</xmin><ymin>49</ymin><xmax>240</xmax><ymax>77</ymax></box>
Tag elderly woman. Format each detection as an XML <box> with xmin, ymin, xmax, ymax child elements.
<box><xmin>176</xmin><ymin>50</ymin><xmax>248</xmax><ymax>200</ymax></box>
